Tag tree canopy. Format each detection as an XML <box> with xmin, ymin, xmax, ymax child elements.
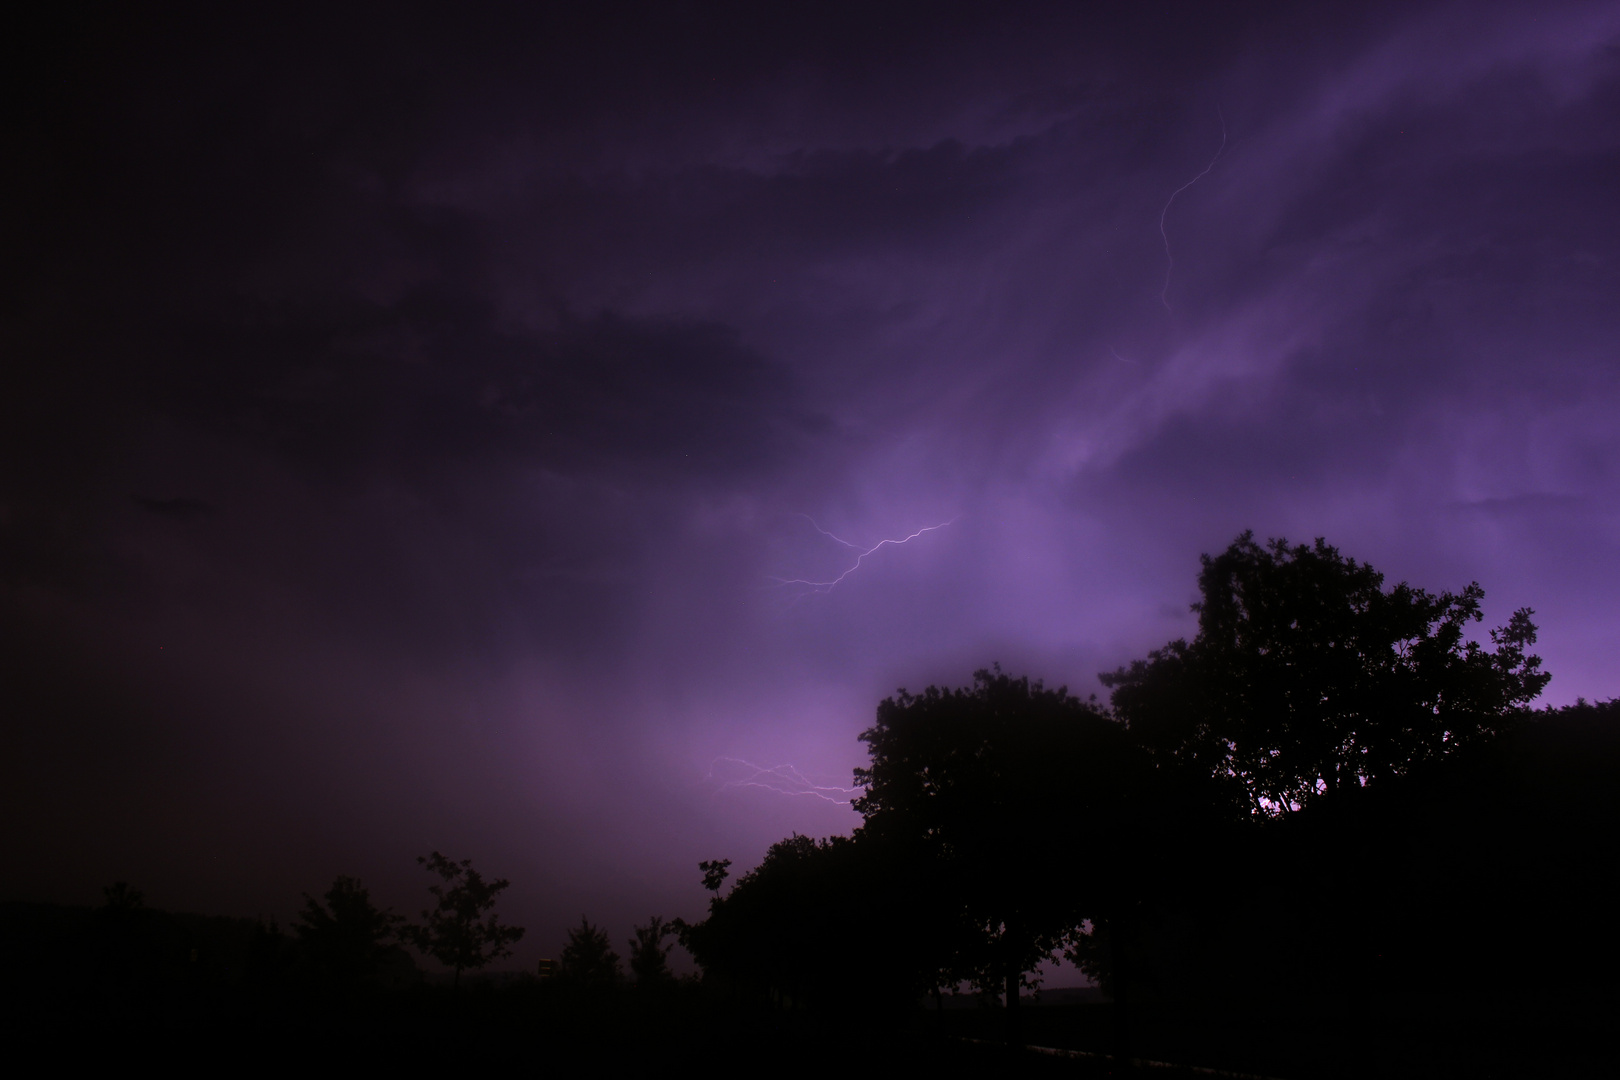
<box><xmin>680</xmin><ymin>832</ymin><xmax>940</xmax><ymax>1013</ymax></box>
<box><xmin>676</xmin><ymin>530</ymin><xmax>1566</xmax><ymax>1038</ymax></box>
<box><xmin>854</xmin><ymin>667</ymin><xmax>1148</xmax><ymax>1007</ymax></box>
<box><xmin>403</xmin><ymin>852</ymin><xmax>524</xmax><ymax>985</ymax></box>
<box><xmin>293</xmin><ymin>876</ymin><xmax>402</xmax><ymax>985</ymax></box>
<box><xmin>560</xmin><ymin>916</ymin><xmax>622</xmax><ymax>987</ymax></box>
<box><xmin>1102</xmin><ymin>532</ymin><xmax>1549</xmax><ymax>815</ymax></box>
<box><xmin>627</xmin><ymin>916</ymin><xmax>677</xmax><ymax>984</ymax></box>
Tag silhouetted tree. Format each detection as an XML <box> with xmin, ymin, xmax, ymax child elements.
<box><xmin>675</xmin><ymin>534</ymin><xmax>1578</xmax><ymax>1060</ymax></box>
<box><xmin>560</xmin><ymin>916</ymin><xmax>621</xmax><ymax>986</ymax></box>
<box><xmin>698</xmin><ymin>859</ymin><xmax>731</xmax><ymax>893</ymax></box>
<box><xmin>1103</xmin><ymin>532</ymin><xmax>1550</xmax><ymax>816</ymax></box>
<box><xmin>681</xmin><ymin>835</ymin><xmax>937</xmax><ymax>1014</ymax></box>
<box><xmin>854</xmin><ymin>667</ymin><xmax>1150</xmax><ymax>1040</ymax></box>
<box><xmin>627</xmin><ymin>916</ymin><xmax>676</xmax><ymax>984</ymax></box>
<box><xmin>102</xmin><ymin>882</ymin><xmax>145</xmax><ymax>912</ymax></box>
<box><xmin>247</xmin><ymin>918</ymin><xmax>291</xmax><ymax>988</ymax></box>
<box><xmin>294</xmin><ymin>876</ymin><xmax>402</xmax><ymax>985</ymax></box>
<box><xmin>403</xmin><ymin>852</ymin><xmax>524</xmax><ymax>986</ymax></box>
<box><xmin>96</xmin><ymin>881</ymin><xmax>153</xmax><ymax>989</ymax></box>
<box><xmin>1074</xmin><ymin>534</ymin><xmax>1564</xmax><ymax>1053</ymax></box>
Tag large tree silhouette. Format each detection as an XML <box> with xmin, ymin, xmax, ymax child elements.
<box><xmin>1102</xmin><ymin>532</ymin><xmax>1550</xmax><ymax>816</ymax></box>
<box><xmin>667</xmin><ymin>532</ymin><xmax>1595</xmax><ymax>1071</ymax></box>
<box><xmin>680</xmin><ymin>833</ymin><xmax>943</xmax><ymax>1014</ymax></box>
<box><xmin>854</xmin><ymin>667</ymin><xmax>1148</xmax><ymax>1038</ymax></box>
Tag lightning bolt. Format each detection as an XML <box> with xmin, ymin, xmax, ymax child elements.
<box><xmin>772</xmin><ymin>514</ymin><xmax>959</xmax><ymax>595</ymax></box>
<box><xmin>704</xmin><ymin>757</ymin><xmax>860</xmax><ymax>805</ymax></box>
<box><xmin>1159</xmin><ymin>107</ymin><xmax>1227</xmax><ymax>313</ymax></box>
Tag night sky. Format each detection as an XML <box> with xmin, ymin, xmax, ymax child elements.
<box><xmin>5</xmin><ymin>2</ymin><xmax>1618</xmax><ymax>969</ymax></box>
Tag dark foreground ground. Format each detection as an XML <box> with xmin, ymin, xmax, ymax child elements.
<box><xmin>5</xmin><ymin>978</ymin><xmax>1616</xmax><ymax>1078</ymax></box>
<box><xmin>924</xmin><ymin>992</ymin><xmax>1618</xmax><ymax>1079</ymax></box>
<box><xmin>3</xmin><ymin>899</ymin><xmax>1614</xmax><ymax>1077</ymax></box>
<box><xmin>2</xmin><ymin>979</ymin><xmax>1084</xmax><ymax>1076</ymax></box>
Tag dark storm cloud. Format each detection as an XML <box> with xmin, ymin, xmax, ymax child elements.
<box><xmin>151</xmin><ymin>303</ymin><xmax>809</xmax><ymax>484</ymax></box>
<box><xmin>1</xmin><ymin>4</ymin><xmax>825</xmax><ymax>614</ymax></box>
<box><xmin>133</xmin><ymin>496</ymin><xmax>218</xmax><ymax>520</ymax></box>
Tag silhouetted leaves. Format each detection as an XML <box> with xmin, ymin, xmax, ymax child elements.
<box><xmin>856</xmin><ymin>667</ymin><xmax>1150</xmax><ymax>1000</ymax></box>
<box><xmin>698</xmin><ymin>859</ymin><xmax>731</xmax><ymax>893</ymax></box>
<box><xmin>1102</xmin><ymin>531</ymin><xmax>1550</xmax><ymax>816</ymax></box>
<box><xmin>679</xmin><ymin>529</ymin><xmax>1582</xmax><ymax>1052</ymax></box>
<box><xmin>628</xmin><ymin>916</ymin><xmax>676</xmax><ymax>985</ymax></box>
<box><xmin>101</xmin><ymin>882</ymin><xmax>145</xmax><ymax>912</ymax></box>
<box><xmin>681</xmin><ymin>834</ymin><xmax>935</xmax><ymax>1014</ymax></box>
<box><xmin>402</xmin><ymin>852</ymin><xmax>524</xmax><ymax>986</ymax></box>
<box><xmin>560</xmin><ymin>916</ymin><xmax>621</xmax><ymax>987</ymax></box>
<box><xmin>293</xmin><ymin>876</ymin><xmax>402</xmax><ymax>986</ymax></box>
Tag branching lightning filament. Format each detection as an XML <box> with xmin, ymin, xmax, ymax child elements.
<box><xmin>772</xmin><ymin>514</ymin><xmax>959</xmax><ymax>594</ymax></box>
<box><xmin>704</xmin><ymin>757</ymin><xmax>860</xmax><ymax>805</ymax></box>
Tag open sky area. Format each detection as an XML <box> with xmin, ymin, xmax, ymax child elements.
<box><xmin>4</xmin><ymin>1</ymin><xmax>1618</xmax><ymax>972</ymax></box>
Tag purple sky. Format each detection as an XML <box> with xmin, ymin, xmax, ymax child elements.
<box><xmin>4</xmin><ymin>2</ymin><xmax>1619</xmax><ymax>972</ymax></box>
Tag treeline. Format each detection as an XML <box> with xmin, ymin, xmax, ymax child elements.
<box><xmin>7</xmin><ymin>531</ymin><xmax>1616</xmax><ymax>1071</ymax></box>
<box><xmin>0</xmin><ymin>851</ymin><xmax>519</xmax><ymax>995</ymax></box>
<box><xmin>678</xmin><ymin>533</ymin><xmax>1620</xmax><ymax>1055</ymax></box>
<box><xmin>0</xmin><ymin>855</ymin><xmax>719</xmax><ymax>1067</ymax></box>
<box><xmin>2</xmin><ymin>855</ymin><xmax>690</xmax><ymax>995</ymax></box>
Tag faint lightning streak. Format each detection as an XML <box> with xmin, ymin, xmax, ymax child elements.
<box><xmin>1158</xmin><ymin>108</ymin><xmax>1227</xmax><ymax>313</ymax></box>
<box><xmin>704</xmin><ymin>757</ymin><xmax>859</xmax><ymax>805</ymax></box>
<box><xmin>798</xmin><ymin>514</ymin><xmax>864</xmax><ymax>549</ymax></box>
<box><xmin>772</xmin><ymin>516</ymin><xmax>960</xmax><ymax>594</ymax></box>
